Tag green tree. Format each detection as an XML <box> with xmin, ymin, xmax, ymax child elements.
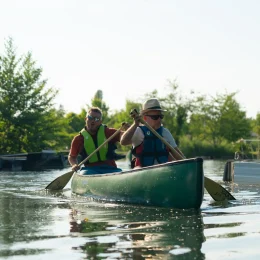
<box><xmin>218</xmin><ymin>93</ymin><xmax>251</xmax><ymax>142</ymax></box>
<box><xmin>156</xmin><ymin>81</ymin><xmax>191</xmax><ymax>145</ymax></box>
<box><xmin>63</xmin><ymin>90</ymin><xmax>111</xmax><ymax>140</ymax></box>
<box><xmin>252</xmin><ymin>113</ymin><xmax>260</xmax><ymax>137</ymax></box>
<box><xmin>189</xmin><ymin>95</ymin><xmax>222</xmax><ymax>147</ymax></box>
<box><xmin>0</xmin><ymin>38</ymin><xmax>61</xmax><ymax>153</ymax></box>
<box><xmin>189</xmin><ymin>92</ymin><xmax>251</xmax><ymax>147</ymax></box>
<box><xmin>65</xmin><ymin>108</ymin><xmax>86</xmax><ymax>134</ymax></box>
<box><xmin>107</xmin><ymin>99</ymin><xmax>141</xmax><ymax>129</ymax></box>
<box><xmin>89</xmin><ymin>90</ymin><xmax>110</xmax><ymax>122</ymax></box>
<box><xmin>125</xmin><ymin>81</ymin><xmax>191</xmax><ymax>145</ymax></box>
<box><xmin>107</xmin><ymin>99</ymin><xmax>141</xmax><ymax>152</ymax></box>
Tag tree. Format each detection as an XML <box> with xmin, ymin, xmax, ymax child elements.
<box><xmin>90</xmin><ymin>90</ymin><xmax>109</xmax><ymax>122</ymax></box>
<box><xmin>252</xmin><ymin>113</ymin><xmax>260</xmax><ymax>138</ymax></box>
<box><xmin>107</xmin><ymin>99</ymin><xmax>141</xmax><ymax>129</ymax></box>
<box><xmin>158</xmin><ymin>80</ymin><xmax>191</xmax><ymax>145</ymax></box>
<box><xmin>65</xmin><ymin>108</ymin><xmax>86</xmax><ymax>134</ymax></box>
<box><xmin>130</xmin><ymin>81</ymin><xmax>191</xmax><ymax>145</ymax></box>
<box><xmin>218</xmin><ymin>93</ymin><xmax>251</xmax><ymax>142</ymax></box>
<box><xmin>0</xmin><ymin>38</ymin><xmax>61</xmax><ymax>153</ymax></box>
<box><xmin>189</xmin><ymin>92</ymin><xmax>251</xmax><ymax>147</ymax></box>
<box><xmin>189</xmin><ymin>96</ymin><xmax>222</xmax><ymax>147</ymax></box>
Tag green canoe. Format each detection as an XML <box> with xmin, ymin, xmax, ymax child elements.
<box><xmin>71</xmin><ymin>157</ymin><xmax>204</xmax><ymax>209</ymax></box>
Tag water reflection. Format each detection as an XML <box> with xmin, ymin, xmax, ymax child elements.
<box><xmin>1</xmin><ymin>160</ymin><xmax>260</xmax><ymax>259</ymax></box>
<box><xmin>70</xmin><ymin>201</ymin><xmax>206</xmax><ymax>259</ymax></box>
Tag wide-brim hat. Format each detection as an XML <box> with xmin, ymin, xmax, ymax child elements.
<box><xmin>141</xmin><ymin>98</ymin><xmax>167</xmax><ymax>114</ymax></box>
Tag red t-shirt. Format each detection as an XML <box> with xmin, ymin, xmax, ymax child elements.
<box><xmin>69</xmin><ymin>127</ymin><xmax>121</xmax><ymax>167</ymax></box>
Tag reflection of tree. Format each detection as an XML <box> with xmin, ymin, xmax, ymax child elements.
<box><xmin>0</xmin><ymin>186</ymin><xmax>72</xmax><ymax>254</ymax></box>
<box><xmin>70</xmin><ymin>203</ymin><xmax>206</xmax><ymax>259</ymax></box>
<box><xmin>0</xmin><ymin>193</ymin><xmax>55</xmax><ymax>244</ymax></box>
<box><xmin>70</xmin><ymin>218</ymin><xmax>107</xmax><ymax>233</ymax></box>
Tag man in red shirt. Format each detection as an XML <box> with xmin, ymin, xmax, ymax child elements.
<box><xmin>68</xmin><ymin>107</ymin><xmax>127</xmax><ymax>175</ymax></box>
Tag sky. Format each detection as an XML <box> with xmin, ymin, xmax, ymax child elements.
<box><xmin>1</xmin><ymin>0</ymin><xmax>259</xmax><ymax>118</ymax></box>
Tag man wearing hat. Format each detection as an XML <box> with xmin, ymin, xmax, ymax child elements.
<box><xmin>120</xmin><ymin>98</ymin><xmax>185</xmax><ymax>167</ymax></box>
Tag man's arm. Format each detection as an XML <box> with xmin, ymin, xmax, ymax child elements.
<box><xmin>68</xmin><ymin>155</ymin><xmax>78</xmax><ymax>166</ymax></box>
<box><xmin>68</xmin><ymin>135</ymin><xmax>83</xmax><ymax>171</ymax></box>
<box><xmin>120</xmin><ymin>115</ymin><xmax>141</xmax><ymax>145</ymax></box>
<box><xmin>120</xmin><ymin>122</ymin><xmax>139</xmax><ymax>145</ymax></box>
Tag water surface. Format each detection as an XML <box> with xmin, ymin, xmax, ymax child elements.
<box><xmin>0</xmin><ymin>160</ymin><xmax>260</xmax><ymax>259</ymax></box>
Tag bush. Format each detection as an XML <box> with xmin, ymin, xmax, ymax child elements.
<box><xmin>179</xmin><ymin>136</ymin><xmax>234</xmax><ymax>159</ymax></box>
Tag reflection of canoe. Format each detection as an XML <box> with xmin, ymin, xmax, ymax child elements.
<box><xmin>71</xmin><ymin>157</ymin><xmax>204</xmax><ymax>209</ymax></box>
<box><xmin>70</xmin><ymin>202</ymin><xmax>205</xmax><ymax>259</ymax></box>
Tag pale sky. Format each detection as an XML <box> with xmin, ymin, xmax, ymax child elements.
<box><xmin>1</xmin><ymin>0</ymin><xmax>259</xmax><ymax>118</ymax></box>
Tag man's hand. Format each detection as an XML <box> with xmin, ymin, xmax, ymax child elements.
<box><xmin>72</xmin><ymin>164</ymin><xmax>80</xmax><ymax>172</ymax></box>
<box><xmin>122</xmin><ymin>122</ymin><xmax>131</xmax><ymax>131</ymax></box>
<box><xmin>130</xmin><ymin>109</ymin><xmax>142</xmax><ymax>125</ymax></box>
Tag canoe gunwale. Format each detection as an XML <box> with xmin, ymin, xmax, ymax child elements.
<box><xmin>74</xmin><ymin>157</ymin><xmax>203</xmax><ymax>179</ymax></box>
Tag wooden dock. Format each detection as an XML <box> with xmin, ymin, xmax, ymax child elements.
<box><xmin>0</xmin><ymin>150</ymin><xmax>68</xmax><ymax>171</ymax></box>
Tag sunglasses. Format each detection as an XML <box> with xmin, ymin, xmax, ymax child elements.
<box><xmin>145</xmin><ymin>115</ymin><xmax>164</xmax><ymax>120</ymax></box>
<box><xmin>87</xmin><ymin>115</ymin><xmax>101</xmax><ymax>122</ymax></box>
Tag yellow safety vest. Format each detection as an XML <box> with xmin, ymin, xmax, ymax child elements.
<box><xmin>80</xmin><ymin>125</ymin><xmax>108</xmax><ymax>163</ymax></box>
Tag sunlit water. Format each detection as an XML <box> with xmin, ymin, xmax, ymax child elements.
<box><xmin>1</xmin><ymin>159</ymin><xmax>260</xmax><ymax>259</ymax></box>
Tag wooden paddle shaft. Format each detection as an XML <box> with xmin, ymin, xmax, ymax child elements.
<box><xmin>45</xmin><ymin>124</ymin><xmax>124</xmax><ymax>190</ymax></box>
<box><xmin>129</xmin><ymin>109</ymin><xmax>236</xmax><ymax>201</ymax></box>
<box><xmin>130</xmin><ymin>109</ymin><xmax>184</xmax><ymax>160</ymax></box>
<box><xmin>140</xmin><ymin>118</ymin><xmax>184</xmax><ymax>160</ymax></box>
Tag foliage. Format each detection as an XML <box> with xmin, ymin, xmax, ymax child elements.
<box><xmin>107</xmin><ymin>99</ymin><xmax>141</xmax><ymax>129</ymax></box>
<box><xmin>160</xmin><ymin>80</ymin><xmax>192</xmax><ymax>144</ymax></box>
<box><xmin>140</xmin><ymin>81</ymin><xmax>192</xmax><ymax>145</ymax></box>
<box><xmin>252</xmin><ymin>113</ymin><xmax>260</xmax><ymax>137</ymax></box>
<box><xmin>107</xmin><ymin>100</ymin><xmax>142</xmax><ymax>152</ymax></box>
<box><xmin>0</xmin><ymin>38</ymin><xmax>63</xmax><ymax>153</ymax></box>
<box><xmin>1</xmin><ymin>39</ymin><xmax>258</xmax><ymax>158</ymax></box>
<box><xmin>90</xmin><ymin>90</ymin><xmax>109</xmax><ymax>121</ymax></box>
<box><xmin>63</xmin><ymin>90</ymin><xmax>108</xmax><ymax>136</ymax></box>
<box><xmin>218</xmin><ymin>93</ymin><xmax>251</xmax><ymax>142</ymax></box>
<box><xmin>179</xmin><ymin>135</ymin><xmax>234</xmax><ymax>159</ymax></box>
<box><xmin>188</xmin><ymin>92</ymin><xmax>251</xmax><ymax>148</ymax></box>
<box><xmin>65</xmin><ymin>109</ymin><xmax>86</xmax><ymax>134</ymax></box>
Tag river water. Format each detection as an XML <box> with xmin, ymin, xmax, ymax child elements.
<box><xmin>0</xmin><ymin>159</ymin><xmax>260</xmax><ymax>259</ymax></box>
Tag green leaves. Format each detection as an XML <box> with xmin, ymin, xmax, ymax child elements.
<box><xmin>0</xmin><ymin>39</ymin><xmax>257</xmax><ymax>158</ymax></box>
<box><xmin>0</xmin><ymin>38</ymin><xmax>62</xmax><ymax>153</ymax></box>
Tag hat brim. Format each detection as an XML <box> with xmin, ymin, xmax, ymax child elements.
<box><xmin>141</xmin><ymin>108</ymin><xmax>167</xmax><ymax>114</ymax></box>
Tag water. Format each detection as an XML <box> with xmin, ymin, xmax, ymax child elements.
<box><xmin>0</xmin><ymin>160</ymin><xmax>260</xmax><ymax>259</ymax></box>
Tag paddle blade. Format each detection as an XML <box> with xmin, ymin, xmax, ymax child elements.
<box><xmin>45</xmin><ymin>170</ymin><xmax>74</xmax><ymax>190</ymax></box>
<box><xmin>204</xmin><ymin>176</ymin><xmax>236</xmax><ymax>201</ymax></box>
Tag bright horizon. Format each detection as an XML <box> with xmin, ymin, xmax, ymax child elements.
<box><xmin>1</xmin><ymin>0</ymin><xmax>259</xmax><ymax>118</ymax></box>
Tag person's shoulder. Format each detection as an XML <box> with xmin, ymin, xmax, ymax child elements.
<box><xmin>105</xmin><ymin>126</ymin><xmax>117</xmax><ymax>135</ymax></box>
<box><xmin>105</xmin><ymin>126</ymin><xmax>117</xmax><ymax>131</ymax></box>
<box><xmin>162</xmin><ymin>127</ymin><xmax>172</xmax><ymax>134</ymax></box>
<box><xmin>133</xmin><ymin>126</ymin><xmax>143</xmax><ymax>136</ymax></box>
<box><xmin>73</xmin><ymin>134</ymin><xmax>84</xmax><ymax>141</ymax></box>
<box><xmin>162</xmin><ymin>127</ymin><xmax>174</xmax><ymax>138</ymax></box>
<box><xmin>162</xmin><ymin>127</ymin><xmax>177</xmax><ymax>145</ymax></box>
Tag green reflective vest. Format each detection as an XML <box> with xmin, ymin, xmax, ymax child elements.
<box><xmin>80</xmin><ymin>125</ymin><xmax>108</xmax><ymax>163</ymax></box>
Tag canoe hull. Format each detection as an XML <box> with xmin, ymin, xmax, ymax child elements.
<box><xmin>71</xmin><ymin>158</ymin><xmax>204</xmax><ymax>209</ymax></box>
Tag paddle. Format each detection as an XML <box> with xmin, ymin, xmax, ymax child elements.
<box><xmin>130</xmin><ymin>109</ymin><xmax>236</xmax><ymax>201</ymax></box>
<box><xmin>45</xmin><ymin>125</ymin><xmax>124</xmax><ymax>191</ymax></box>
